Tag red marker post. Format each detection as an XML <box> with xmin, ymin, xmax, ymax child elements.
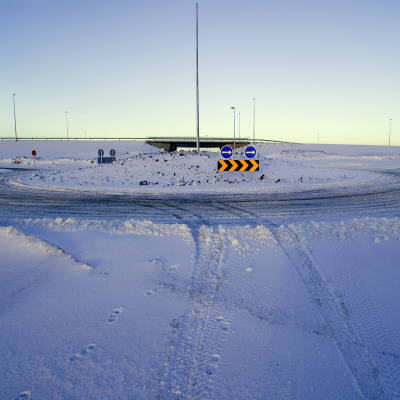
<box><xmin>32</xmin><ymin>150</ymin><xmax>37</xmax><ymax>165</ymax></box>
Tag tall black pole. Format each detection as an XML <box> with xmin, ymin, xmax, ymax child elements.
<box><xmin>196</xmin><ymin>3</ymin><xmax>200</xmax><ymax>152</ymax></box>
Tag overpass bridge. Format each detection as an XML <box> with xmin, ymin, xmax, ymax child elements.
<box><xmin>145</xmin><ymin>137</ymin><xmax>292</xmax><ymax>152</ymax></box>
<box><xmin>146</xmin><ymin>137</ymin><xmax>253</xmax><ymax>152</ymax></box>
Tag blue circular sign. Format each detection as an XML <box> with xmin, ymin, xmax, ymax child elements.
<box><xmin>245</xmin><ymin>146</ymin><xmax>257</xmax><ymax>159</ymax></box>
<box><xmin>98</xmin><ymin>149</ymin><xmax>104</xmax><ymax>157</ymax></box>
<box><xmin>220</xmin><ymin>145</ymin><xmax>233</xmax><ymax>159</ymax></box>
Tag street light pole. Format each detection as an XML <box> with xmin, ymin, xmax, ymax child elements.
<box><xmin>252</xmin><ymin>97</ymin><xmax>255</xmax><ymax>142</ymax></box>
<box><xmin>231</xmin><ymin>106</ymin><xmax>236</xmax><ymax>149</ymax></box>
<box><xmin>239</xmin><ymin>112</ymin><xmax>241</xmax><ymax>140</ymax></box>
<box><xmin>13</xmin><ymin>94</ymin><xmax>18</xmax><ymax>141</ymax></box>
<box><xmin>389</xmin><ymin>118</ymin><xmax>392</xmax><ymax>146</ymax></box>
<box><xmin>195</xmin><ymin>2</ymin><xmax>200</xmax><ymax>152</ymax></box>
<box><xmin>65</xmin><ymin>111</ymin><xmax>69</xmax><ymax>139</ymax></box>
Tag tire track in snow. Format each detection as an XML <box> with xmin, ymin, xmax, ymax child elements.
<box><xmin>175</xmin><ymin>202</ymin><xmax>300</xmax><ymax>399</ymax></box>
<box><xmin>214</xmin><ymin>225</ymin><xmax>296</xmax><ymax>400</ymax></box>
<box><xmin>329</xmin><ymin>244</ymin><xmax>400</xmax><ymax>399</ymax></box>
<box><xmin>158</xmin><ymin>201</ymin><xmax>210</xmax><ymax>227</ymax></box>
<box><xmin>194</xmin><ymin>202</ymin><xmax>400</xmax><ymax>398</ymax></box>
<box><xmin>158</xmin><ymin>225</ymin><xmax>227</xmax><ymax>399</ymax></box>
<box><xmin>273</xmin><ymin>226</ymin><xmax>385</xmax><ymax>399</ymax></box>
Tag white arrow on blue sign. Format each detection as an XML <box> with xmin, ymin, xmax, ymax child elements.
<box><xmin>245</xmin><ymin>145</ymin><xmax>257</xmax><ymax>159</ymax></box>
<box><xmin>220</xmin><ymin>145</ymin><xmax>233</xmax><ymax>159</ymax></box>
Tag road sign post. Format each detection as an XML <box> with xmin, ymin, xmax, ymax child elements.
<box><xmin>98</xmin><ymin>149</ymin><xmax>104</xmax><ymax>164</ymax></box>
<box><xmin>245</xmin><ymin>145</ymin><xmax>257</xmax><ymax>180</ymax></box>
<box><xmin>32</xmin><ymin>150</ymin><xmax>37</xmax><ymax>165</ymax></box>
<box><xmin>220</xmin><ymin>145</ymin><xmax>232</xmax><ymax>181</ymax></box>
<box><xmin>97</xmin><ymin>149</ymin><xmax>116</xmax><ymax>164</ymax></box>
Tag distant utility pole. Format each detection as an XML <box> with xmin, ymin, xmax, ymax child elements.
<box><xmin>196</xmin><ymin>2</ymin><xmax>200</xmax><ymax>152</ymax></box>
<box><xmin>65</xmin><ymin>111</ymin><xmax>69</xmax><ymax>139</ymax></box>
<box><xmin>389</xmin><ymin>118</ymin><xmax>392</xmax><ymax>146</ymax></box>
<box><xmin>231</xmin><ymin>106</ymin><xmax>236</xmax><ymax>149</ymax></box>
<box><xmin>238</xmin><ymin>112</ymin><xmax>241</xmax><ymax>139</ymax></box>
<box><xmin>318</xmin><ymin>132</ymin><xmax>320</xmax><ymax>144</ymax></box>
<box><xmin>252</xmin><ymin>98</ymin><xmax>255</xmax><ymax>142</ymax></box>
<box><xmin>13</xmin><ymin>94</ymin><xmax>18</xmax><ymax>141</ymax></box>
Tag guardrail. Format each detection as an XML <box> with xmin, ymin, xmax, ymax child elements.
<box><xmin>0</xmin><ymin>137</ymin><xmax>148</xmax><ymax>141</ymax></box>
<box><xmin>0</xmin><ymin>137</ymin><xmax>294</xmax><ymax>144</ymax></box>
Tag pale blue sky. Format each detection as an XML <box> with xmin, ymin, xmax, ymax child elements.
<box><xmin>1</xmin><ymin>0</ymin><xmax>399</xmax><ymax>144</ymax></box>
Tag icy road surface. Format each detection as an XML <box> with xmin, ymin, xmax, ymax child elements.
<box><xmin>1</xmin><ymin>143</ymin><xmax>400</xmax><ymax>400</ymax></box>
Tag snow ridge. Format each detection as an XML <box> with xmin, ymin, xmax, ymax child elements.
<box><xmin>0</xmin><ymin>226</ymin><xmax>93</xmax><ymax>271</ymax></box>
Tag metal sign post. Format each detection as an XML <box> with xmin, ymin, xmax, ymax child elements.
<box><xmin>220</xmin><ymin>145</ymin><xmax>232</xmax><ymax>181</ymax></box>
<box><xmin>97</xmin><ymin>149</ymin><xmax>116</xmax><ymax>164</ymax></box>
<box><xmin>98</xmin><ymin>149</ymin><xmax>104</xmax><ymax>164</ymax></box>
<box><xmin>245</xmin><ymin>145</ymin><xmax>257</xmax><ymax>180</ymax></box>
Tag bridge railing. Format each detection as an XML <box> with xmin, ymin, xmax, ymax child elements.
<box><xmin>0</xmin><ymin>137</ymin><xmax>148</xmax><ymax>141</ymax></box>
<box><xmin>0</xmin><ymin>136</ymin><xmax>294</xmax><ymax>144</ymax></box>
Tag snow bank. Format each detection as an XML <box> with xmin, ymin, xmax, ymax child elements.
<box><xmin>289</xmin><ymin>217</ymin><xmax>400</xmax><ymax>242</ymax></box>
<box><xmin>17</xmin><ymin>217</ymin><xmax>193</xmax><ymax>241</ymax></box>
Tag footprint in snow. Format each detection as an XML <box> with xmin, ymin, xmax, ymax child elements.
<box><xmin>168</xmin><ymin>264</ymin><xmax>179</xmax><ymax>274</ymax></box>
<box><xmin>15</xmin><ymin>392</ymin><xmax>30</xmax><ymax>400</ymax></box>
<box><xmin>108</xmin><ymin>308</ymin><xmax>123</xmax><ymax>323</ymax></box>
<box><xmin>144</xmin><ymin>284</ymin><xmax>165</xmax><ymax>296</ymax></box>
<box><xmin>144</xmin><ymin>258</ymin><xmax>165</xmax><ymax>270</ymax></box>
<box><xmin>69</xmin><ymin>344</ymin><xmax>96</xmax><ymax>362</ymax></box>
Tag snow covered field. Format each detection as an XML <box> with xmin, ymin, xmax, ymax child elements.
<box><xmin>1</xmin><ymin>140</ymin><xmax>400</xmax><ymax>399</ymax></box>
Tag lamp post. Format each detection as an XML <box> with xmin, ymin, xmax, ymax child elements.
<box><xmin>231</xmin><ymin>106</ymin><xmax>236</xmax><ymax>149</ymax></box>
<box><xmin>195</xmin><ymin>2</ymin><xmax>200</xmax><ymax>152</ymax></box>
<box><xmin>252</xmin><ymin>98</ymin><xmax>255</xmax><ymax>142</ymax></box>
<box><xmin>65</xmin><ymin>111</ymin><xmax>69</xmax><ymax>139</ymax></box>
<box><xmin>13</xmin><ymin>94</ymin><xmax>18</xmax><ymax>141</ymax></box>
<box><xmin>238</xmin><ymin>112</ymin><xmax>241</xmax><ymax>140</ymax></box>
<box><xmin>389</xmin><ymin>118</ymin><xmax>392</xmax><ymax>146</ymax></box>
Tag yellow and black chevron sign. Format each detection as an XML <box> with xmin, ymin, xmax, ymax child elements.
<box><xmin>218</xmin><ymin>159</ymin><xmax>259</xmax><ymax>172</ymax></box>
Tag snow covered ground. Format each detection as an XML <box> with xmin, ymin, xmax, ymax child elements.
<box><xmin>1</xmin><ymin>140</ymin><xmax>399</xmax><ymax>192</ymax></box>
<box><xmin>1</xmin><ymin>140</ymin><xmax>400</xmax><ymax>399</ymax></box>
